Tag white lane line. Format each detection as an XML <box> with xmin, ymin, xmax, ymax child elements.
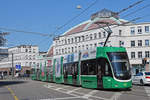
<box><xmin>40</xmin><ymin>96</ymin><xmax>82</xmax><ymax>100</ymax></box>
<box><xmin>81</xmin><ymin>90</ymin><xmax>109</xmax><ymax>100</ymax></box>
<box><xmin>110</xmin><ymin>92</ymin><xmax>122</xmax><ymax>100</ymax></box>
<box><xmin>44</xmin><ymin>84</ymin><xmax>110</xmax><ymax>100</ymax></box>
<box><xmin>82</xmin><ymin>90</ymin><xmax>98</xmax><ymax>99</ymax></box>
<box><xmin>55</xmin><ymin>88</ymin><xmax>62</xmax><ymax>90</ymax></box>
<box><xmin>44</xmin><ymin>84</ymin><xmax>83</xmax><ymax>98</ymax></box>
<box><xmin>44</xmin><ymin>84</ymin><xmax>55</xmax><ymax>88</ymax></box>
<box><xmin>48</xmin><ymin>85</ymin><xmax>55</xmax><ymax>88</ymax></box>
<box><xmin>66</xmin><ymin>87</ymin><xmax>82</xmax><ymax>94</ymax></box>
<box><xmin>144</xmin><ymin>86</ymin><xmax>150</xmax><ymax>99</ymax></box>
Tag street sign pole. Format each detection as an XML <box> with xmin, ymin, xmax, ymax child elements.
<box><xmin>12</xmin><ymin>53</ymin><xmax>14</xmax><ymax>79</ymax></box>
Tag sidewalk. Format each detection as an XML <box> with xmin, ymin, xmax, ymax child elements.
<box><xmin>0</xmin><ymin>76</ymin><xmax>31</xmax><ymax>81</ymax></box>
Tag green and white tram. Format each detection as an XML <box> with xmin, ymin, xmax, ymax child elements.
<box><xmin>63</xmin><ymin>53</ymin><xmax>80</xmax><ymax>85</ymax></box>
<box><xmin>53</xmin><ymin>47</ymin><xmax>132</xmax><ymax>89</ymax></box>
<box><xmin>31</xmin><ymin>66</ymin><xmax>41</xmax><ymax>81</ymax></box>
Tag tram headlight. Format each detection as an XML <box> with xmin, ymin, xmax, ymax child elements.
<box><xmin>123</xmin><ymin>83</ymin><xmax>127</xmax><ymax>86</ymax></box>
<box><xmin>115</xmin><ymin>84</ymin><xmax>118</xmax><ymax>87</ymax></box>
<box><xmin>116</xmin><ymin>73</ymin><xmax>123</xmax><ymax>77</ymax></box>
<box><xmin>120</xmin><ymin>73</ymin><xmax>123</xmax><ymax>76</ymax></box>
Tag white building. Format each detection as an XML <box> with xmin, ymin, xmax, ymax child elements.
<box><xmin>36</xmin><ymin>51</ymin><xmax>53</xmax><ymax>77</ymax></box>
<box><xmin>0</xmin><ymin>47</ymin><xmax>8</xmax><ymax>61</ymax></box>
<box><xmin>0</xmin><ymin>45</ymin><xmax>39</xmax><ymax>76</ymax></box>
<box><xmin>49</xmin><ymin>9</ymin><xmax>150</xmax><ymax>75</ymax></box>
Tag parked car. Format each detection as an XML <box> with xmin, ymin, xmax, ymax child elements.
<box><xmin>132</xmin><ymin>71</ymin><xmax>150</xmax><ymax>85</ymax></box>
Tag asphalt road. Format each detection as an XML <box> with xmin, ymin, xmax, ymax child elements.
<box><xmin>0</xmin><ymin>79</ymin><xmax>150</xmax><ymax>100</ymax></box>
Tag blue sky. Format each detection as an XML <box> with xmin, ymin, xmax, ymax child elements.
<box><xmin>0</xmin><ymin>0</ymin><xmax>149</xmax><ymax>51</ymax></box>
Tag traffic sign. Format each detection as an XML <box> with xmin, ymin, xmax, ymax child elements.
<box><xmin>16</xmin><ymin>65</ymin><xmax>21</xmax><ymax>70</ymax></box>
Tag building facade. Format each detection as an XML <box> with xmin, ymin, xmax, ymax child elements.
<box><xmin>0</xmin><ymin>47</ymin><xmax>8</xmax><ymax>61</ymax></box>
<box><xmin>0</xmin><ymin>45</ymin><xmax>39</xmax><ymax>77</ymax></box>
<box><xmin>50</xmin><ymin>9</ymin><xmax>150</xmax><ymax>75</ymax></box>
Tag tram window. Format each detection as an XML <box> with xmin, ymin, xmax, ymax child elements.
<box><xmin>89</xmin><ymin>61</ymin><xmax>96</xmax><ymax>75</ymax></box>
<box><xmin>81</xmin><ymin>59</ymin><xmax>96</xmax><ymax>75</ymax></box>
<box><xmin>105</xmin><ymin>62</ymin><xmax>111</xmax><ymax>76</ymax></box>
<box><xmin>97</xmin><ymin>58</ymin><xmax>112</xmax><ymax>77</ymax></box>
<box><xmin>63</xmin><ymin>64</ymin><xmax>66</xmax><ymax>74</ymax></box>
<box><xmin>74</xmin><ymin>63</ymin><xmax>78</xmax><ymax>75</ymax></box>
<box><xmin>81</xmin><ymin>62</ymin><xmax>88</xmax><ymax>75</ymax></box>
<box><xmin>63</xmin><ymin>64</ymin><xmax>68</xmax><ymax>77</ymax></box>
<box><xmin>67</xmin><ymin>64</ymin><xmax>72</xmax><ymax>75</ymax></box>
<box><xmin>65</xmin><ymin>63</ymin><xmax>78</xmax><ymax>75</ymax></box>
<box><xmin>31</xmin><ymin>68</ymin><xmax>34</xmax><ymax>74</ymax></box>
<box><xmin>71</xmin><ymin>64</ymin><xmax>74</xmax><ymax>75</ymax></box>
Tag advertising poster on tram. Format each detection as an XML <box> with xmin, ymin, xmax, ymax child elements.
<box><xmin>47</xmin><ymin>60</ymin><xmax>52</xmax><ymax>74</ymax></box>
<box><xmin>63</xmin><ymin>53</ymin><xmax>78</xmax><ymax>64</ymax></box>
<box><xmin>41</xmin><ymin>64</ymin><xmax>44</xmax><ymax>76</ymax></box>
<box><xmin>55</xmin><ymin>58</ymin><xmax>61</xmax><ymax>77</ymax></box>
<box><xmin>81</xmin><ymin>49</ymin><xmax>96</xmax><ymax>61</ymax></box>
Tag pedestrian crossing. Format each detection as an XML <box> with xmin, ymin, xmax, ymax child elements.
<box><xmin>144</xmin><ymin>86</ymin><xmax>150</xmax><ymax>99</ymax></box>
<box><xmin>43</xmin><ymin>83</ymin><xmax>120</xmax><ymax>100</ymax></box>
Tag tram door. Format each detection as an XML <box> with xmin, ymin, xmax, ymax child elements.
<box><xmin>63</xmin><ymin>64</ymin><xmax>68</xmax><ymax>84</ymax></box>
<box><xmin>50</xmin><ymin>67</ymin><xmax>53</xmax><ymax>82</ymax></box>
<box><xmin>37</xmin><ymin>69</ymin><xmax>40</xmax><ymax>80</ymax></box>
<box><xmin>46</xmin><ymin>68</ymin><xmax>49</xmax><ymax>81</ymax></box>
<box><xmin>72</xmin><ymin>63</ymin><xmax>78</xmax><ymax>85</ymax></box>
<box><xmin>97</xmin><ymin>58</ymin><xmax>105</xmax><ymax>88</ymax></box>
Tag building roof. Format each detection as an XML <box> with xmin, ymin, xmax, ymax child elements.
<box><xmin>61</xmin><ymin>9</ymin><xmax>127</xmax><ymax>36</ymax></box>
<box><xmin>48</xmin><ymin>9</ymin><xmax>128</xmax><ymax>57</ymax></box>
<box><xmin>62</xmin><ymin>19</ymin><xmax>127</xmax><ymax>36</ymax></box>
<box><xmin>9</xmin><ymin>45</ymin><xmax>38</xmax><ymax>49</ymax></box>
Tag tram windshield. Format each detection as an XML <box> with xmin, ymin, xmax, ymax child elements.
<box><xmin>107</xmin><ymin>52</ymin><xmax>131</xmax><ymax>80</ymax></box>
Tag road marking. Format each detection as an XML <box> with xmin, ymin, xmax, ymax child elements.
<box><xmin>55</xmin><ymin>88</ymin><xmax>62</xmax><ymax>90</ymax></box>
<box><xmin>82</xmin><ymin>90</ymin><xmax>98</xmax><ymax>99</ymax></box>
<box><xmin>144</xmin><ymin>86</ymin><xmax>150</xmax><ymax>99</ymax></box>
<box><xmin>44</xmin><ymin>85</ymin><xmax>80</xmax><ymax>96</ymax></box>
<box><xmin>110</xmin><ymin>92</ymin><xmax>122</xmax><ymax>100</ymax></box>
<box><xmin>45</xmin><ymin>85</ymin><xmax>109</xmax><ymax>100</ymax></box>
<box><xmin>43</xmin><ymin>84</ymin><xmax>113</xmax><ymax>100</ymax></box>
<box><xmin>66</xmin><ymin>87</ymin><xmax>82</xmax><ymax>94</ymax></box>
<box><xmin>44</xmin><ymin>84</ymin><xmax>55</xmax><ymax>88</ymax></box>
<box><xmin>40</xmin><ymin>96</ymin><xmax>82</xmax><ymax>100</ymax></box>
<box><xmin>6</xmin><ymin>86</ymin><xmax>19</xmax><ymax>100</ymax></box>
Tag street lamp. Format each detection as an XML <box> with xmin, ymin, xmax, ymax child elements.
<box><xmin>10</xmin><ymin>52</ymin><xmax>14</xmax><ymax>79</ymax></box>
<box><xmin>76</xmin><ymin>5</ymin><xmax>82</xmax><ymax>9</ymax></box>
